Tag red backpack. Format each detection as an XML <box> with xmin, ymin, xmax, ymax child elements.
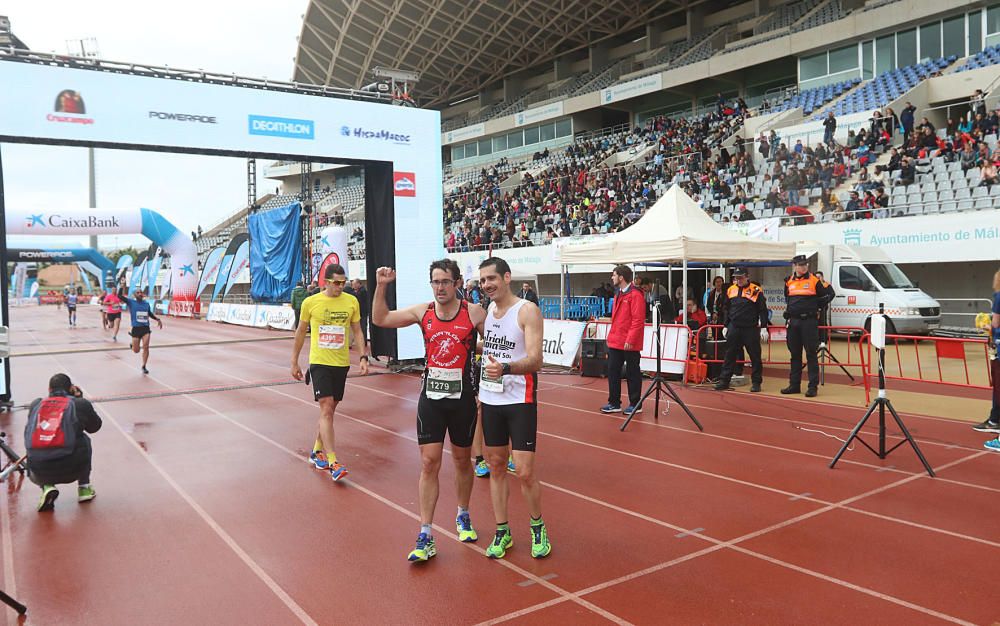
<box><xmin>24</xmin><ymin>395</ymin><xmax>79</xmax><ymax>462</ymax></box>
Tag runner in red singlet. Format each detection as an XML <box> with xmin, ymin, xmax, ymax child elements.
<box><xmin>103</xmin><ymin>281</ymin><xmax>124</xmax><ymax>342</ymax></box>
<box><xmin>371</xmin><ymin>259</ymin><xmax>486</xmax><ymax>563</ymax></box>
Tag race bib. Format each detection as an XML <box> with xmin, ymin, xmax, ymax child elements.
<box><xmin>426</xmin><ymin>367</ymin><xmax>462</xmax><ymax>400</ymax></box>
<box><xmin>111</xmin><ymin>303</ymin><xmax>122</xmax><ymax>312</ymax></box>
<box><xmin>318</xmin><ymin>325</ymin><xmax>346</xmax><ymax>350</ymax></box>
<box><xmin>479</xmin><ymin>363</ymin><xmax>504</xmax><ymax>393</ymax></box>
<box><xmin>136</xmin><ymin>311</ymin><xmax>149</xmax><ymax>324</ymax></box>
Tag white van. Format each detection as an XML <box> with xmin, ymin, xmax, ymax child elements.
<box><xmin>760</xmin><ymin>244</ymin><xmax>941</xmax><ymax>334</ymax></box>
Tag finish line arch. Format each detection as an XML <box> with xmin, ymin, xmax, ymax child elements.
<box><xmin>7</xmin><ymin>245</ymin><xmax>115</xmax><ymax>289</ymax></box>
<box><xmin>0</xmin><ymin>50</ymin><xmax>443</xmax><ymax>401</ymax></box>
<box><xmin>6</xmin><ymin>208</ymin><xmax>197</xmax><ymax>314</ymax></box>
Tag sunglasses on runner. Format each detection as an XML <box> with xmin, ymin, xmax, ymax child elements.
<box><xmin>329</xmin><ymin>280</ymin><xmax>347</xmax><ymax>286</ymax></box>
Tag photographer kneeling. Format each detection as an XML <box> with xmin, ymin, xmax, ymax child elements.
<box><xmin>25</xmin><ymin>374</ymin><xmax>102</xmax><ymax>512</ymax></box>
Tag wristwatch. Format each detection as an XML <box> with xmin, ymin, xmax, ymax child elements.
<box><xmin>501</xmin><ymin>363</ymin><xmax>512</xmax><ymax>376</ymax></box>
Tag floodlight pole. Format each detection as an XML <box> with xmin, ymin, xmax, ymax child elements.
<box><xmin>88</xmin><ymin>148</ymin><xmax>98</xmax><ymax>251</ymax></box>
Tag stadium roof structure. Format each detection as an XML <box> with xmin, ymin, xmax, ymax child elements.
<box><xmin>293</xmin><ymin>0</ymin><xmax>689</xmax><ymax>108</ymax></box>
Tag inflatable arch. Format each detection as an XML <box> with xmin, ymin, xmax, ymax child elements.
<box><xmin>6</xmin><ymin>208</ymin><xmax>197</xmax><ymax>314</ymax></box>
<box><xmin>7</xmin><ymin>247</ymin><xmax>115</xmax><ymax>289</ymax></box>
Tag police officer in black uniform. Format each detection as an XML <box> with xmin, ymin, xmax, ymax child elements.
<box><xmin>714</xmin><ymin>268</ymin><xmax>769</xmax><ymax>393</ymax></box>
<box><xmin>782</xmin><ymin>254</ymin><xmax>836</xmax><ymax>397</ymax></box>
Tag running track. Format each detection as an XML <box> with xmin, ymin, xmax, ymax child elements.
<box><xmin>1</xmin><ymin>307</ymin><xmax>997</xmax><ymax>625</ymax></box>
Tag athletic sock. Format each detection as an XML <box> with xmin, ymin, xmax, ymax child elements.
<box><xmin>457</xmin><ymin>506</ymin><xmax>469</xmax><ymax>518</ymax></box>
<box><xmin>530</xmin><ymin>515</ymin><xmax>544</xmax><ymax>527</ymax></box>
<box><xmin>312</xmin><ymin>438</ymin><xmax>323</xmax><ymax>453</ymax></box>
<box><xmin>474</xmin><ymin>455</ymin><xmax>484</xmax><ymax>464</ymax></box>
<box><xmin>326</xmin><ymin>451</ymin><xmax>337</xmax><ymax>464</ymax></box>
<box><xmin>420</xmin><ymin>524</ymin><xmax>433</xmax><ymax>537</ymax></box>
<box><xmin>497</xmin><ymin>521</ymin><xmax>509</xmax><ymax>531</ymax></box>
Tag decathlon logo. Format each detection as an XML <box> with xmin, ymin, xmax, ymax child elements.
<box><xmin>248</xmin><ymin>115</ymin><xmax>315</xmax><ymax>140</ymax></box>
<box><xmin>393</xmin><ymin>172</ymin><xmax>416</xmax><ymax>197</ymax></box>
<box><xmin>47</xmin><ymin>89</ymin><xmax>95</xmax><ymax>126</ymax></box>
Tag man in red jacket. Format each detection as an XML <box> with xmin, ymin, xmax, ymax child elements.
<box><xmin>601</xmin><ymin>265</ymin><xmax>646</xmax><ymax>416</ymax></box>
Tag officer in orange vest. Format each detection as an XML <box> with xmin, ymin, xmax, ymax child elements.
<box><xmin>782</xmin><ymin>254</ymin><xmax>836</xmax><ymax>397</ymax></box>
<box><xmin>714</xmin><ymin>268</ymin><xmax>769</xmax><ymax>392</ymax></box>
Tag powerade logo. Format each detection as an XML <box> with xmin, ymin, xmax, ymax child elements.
<box><xmin>340</xmin><ymin>125</ymin><xmax>410</xmax><ymax>144</ymax></box>
<box><xmin>248</xmin><ymin>115</ymin><xmax>315</xmax><ymax>140</ymax></box>
<box><xmin>18</xmin><ymin>251</ymin><xmax>74</xmax><ymax>259</ymax></box>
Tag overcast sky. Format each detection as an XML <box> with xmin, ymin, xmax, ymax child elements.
<box><xmin>1</xmin><ymin>0</ymin><xmax>308</xmax><ymax>250</ymax></box>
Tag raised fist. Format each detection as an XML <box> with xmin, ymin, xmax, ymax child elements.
<box><xmin>376</xmin><ymin>267</ymin><xmax>396</xmax><ymax>285</ymax></box>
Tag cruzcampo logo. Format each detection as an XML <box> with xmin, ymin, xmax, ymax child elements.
<box><xmin>843</xmin><ymin>228</ymin><xmax>862</xmax><ymax>246</ymax></box>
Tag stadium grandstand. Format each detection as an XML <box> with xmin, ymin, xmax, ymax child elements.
<box><xmin>192</xmin><ymin>0</ymin><xmax>1000</xmax><ymax>316</ymax></box>
<box><xmin>0</xmin><ymin>15</ymin><xmax>29</xmax><ymax>50</ymax></box>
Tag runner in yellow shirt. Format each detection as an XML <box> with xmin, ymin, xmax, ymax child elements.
<box><xmin>291</xmin><ymin>263</ymin><xmax>369</xmax><ymax>481</ymax></box>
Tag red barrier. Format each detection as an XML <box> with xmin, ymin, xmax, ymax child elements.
<box><xmin>862</xmin><ymin>332</ymin><xmax>992</xmax><ymax>403</ymax></box>
<box><xmin>691</xmin><ymin>324</ymin><xmax>867</xmax><ymax>367</ymax></box>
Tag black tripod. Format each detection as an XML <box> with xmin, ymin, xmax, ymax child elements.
<box><xmin>621</xmin><ymin>298</ymin><xmax>703</xmax><ymax>433</ymax></box>
<box><xmin>829</xmin><ymin>309</ymin><xmax>934</xmax><ymax>476</ymax></box>
<box><xmin>0</xmin><ymin>589</ymin><xmax>26</xmax><ymax>616</ymax></box>
<box><xmin>818</xmin><ymin>307</ymin><xmax>854</xmax><ymax>385</ymax></box>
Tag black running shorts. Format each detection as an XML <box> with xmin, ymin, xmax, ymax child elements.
<box><xmin>129</xmin><ymin>326</ymin><xmax>151</xmax><ymax>339</ymax></box>
<box><xmin>107</xmin><ymin>312</ymin><xmax>122</xmax><ymax>322</ymax></box>
<box><xmin>416</xmin><ymin>389</ymin><xmax>477</xmax><ymax>447</ymax></box>
<box><xmin>309</xmin><ymin>364</ymin><xmax>349</xmax><ymax>402</ymax></box>
<box><xmin>481</xmin><ymin>403</ymin><xmax>538</xmax><ymax>452</ymax></box>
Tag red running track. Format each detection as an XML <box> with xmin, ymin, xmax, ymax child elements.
<box><xmin>0</xmin><ymin>306</ymin><xmax>997</xmax><ymax>625</ymax></box>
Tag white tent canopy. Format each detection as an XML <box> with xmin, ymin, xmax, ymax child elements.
<box><xmin>558</xmin><ymin>185</ymin><xmax>796</xmax><ymax>265</ymax></box>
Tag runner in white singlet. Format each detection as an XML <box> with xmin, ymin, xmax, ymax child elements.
<box><xmin>477</xmin><ymin>256</ymin><xmax>551</xmax><ymax>560</ymax></box>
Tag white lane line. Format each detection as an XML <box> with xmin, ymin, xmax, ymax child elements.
<box><xmin>197</xmin><ymin>343</ymin><xmax>990</xmax><ymax>624</ymax></box>
<box><xmin>188</xmin><ymin>359</ymin><xmax>632</xmax><ymax>625</ymax></box>
<box><xmin>483</xmin><ymin>452</ymin><xmax>983</xmax><ymax>626</ymax></box>
<box><xmin>0</xmin><ymin>475</ymin><xmax>17</xmax><ymax>626</ymax></box>
<box><xmin>27</xmin><ymin>331</ymin><xmax>318</xmax><ymax>626</ymax></box>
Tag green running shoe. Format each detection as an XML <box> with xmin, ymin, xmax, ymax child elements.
<box><xmin>486</xmin><ymin>526</ymin><xmax>513</xmax><ymax>559</ymax></box>
<box><xmin>457</xmin><ymin>512</ymin><xmax>477</xmax><ymax>542</ymax></box>
<box><xmin>37</xmin><ymin>485</ymin><xmax>59</xmax><ymax>512</ymax></box>
<box><xmin>78</xmin><ymin>485</ymin><xmax>97</xmax><ymax>503</ymax></box>
<box><xmin>407</xmin><ymin>533</ymin><xmax>436</xmax><ymax>562</ymax></box>
<box><xmin>530</xmin><ymin>522</ymin><xmax>551</xmax><ymax>558</ymax></box>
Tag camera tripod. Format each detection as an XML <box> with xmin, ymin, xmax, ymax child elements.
<box><xmin>621</xmin><ymin>298</ymin><xmax>703</xmax><ymax>433</ymax></box>
<box><xmin>818</xmin><ymin>308</ymin><xmax>853</xmax><ymax>385</ymax></box>
<box><xmin>829</xmin><ymin>313</ymin><xmax>934</xmax><ymax>476</ymax></box>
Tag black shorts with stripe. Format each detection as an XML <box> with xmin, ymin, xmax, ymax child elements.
<box><xmin>416</xmin><ymin>388</ymin><xmax>477</xmax><ymax>447</ymax></box>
